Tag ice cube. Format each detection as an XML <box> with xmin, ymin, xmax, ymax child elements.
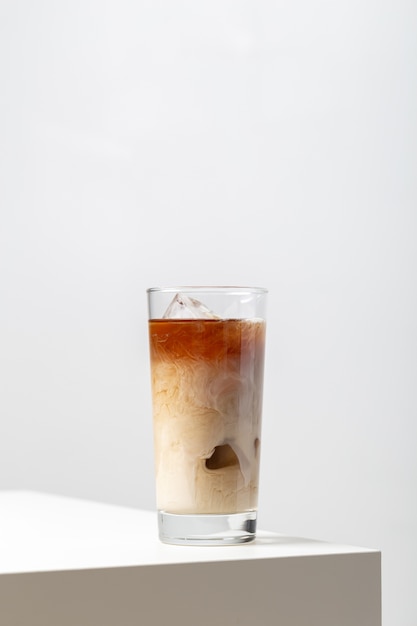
<box><xmin>163</xmin><ymin>293</ymin><xmax>220</xmax><ymax>319</ymax></box>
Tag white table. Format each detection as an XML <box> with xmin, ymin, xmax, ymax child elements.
<box><xmin>0</xmin><ymin>491</ymin><xmax>381</xmax><ymax>626</ymax></box>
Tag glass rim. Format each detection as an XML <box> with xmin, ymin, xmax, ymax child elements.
<box><xmin>147</xmin><ymin>286</ymin><xmax>268</xmax><ymax>295</ymax></box>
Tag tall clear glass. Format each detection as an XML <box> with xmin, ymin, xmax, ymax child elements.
<box><xmin>147</xmin><ymin>286</ymin><xmax>267</xmax><ymax>545</ymax></box>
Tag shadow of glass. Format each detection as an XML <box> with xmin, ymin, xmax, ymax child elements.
<box><xmin>252</xmin><ymin>533</ymin><xmax>325</xmax><ymax>547</ymax></box>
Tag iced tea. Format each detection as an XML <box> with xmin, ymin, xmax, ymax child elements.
<box><xmin>149</xmin><ymin>317</ymin><xmax>266</xmax><ymax>515</ymax></box>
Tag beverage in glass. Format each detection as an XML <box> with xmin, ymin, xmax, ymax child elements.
<box><xmin>147</xmin><ymin>287</ymin><xmax>267</xmax><ymax>545</ymax></box>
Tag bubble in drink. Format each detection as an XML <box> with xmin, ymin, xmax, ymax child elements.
<box><xmin>149</xmin><ymin>297</ymin><xmax>266</xmax><ymax>516</ymax></box>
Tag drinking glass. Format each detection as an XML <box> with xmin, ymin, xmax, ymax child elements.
<box><xmin>147</xmin><ymin>286</ymin><xmax>267</xmax><ymax>545</ymax></box>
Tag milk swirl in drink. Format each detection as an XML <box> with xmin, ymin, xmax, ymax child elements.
<box><xmin>148</xmin><ymin>293</ymin><xmax>266</xmax><ymax>516</ymax></box>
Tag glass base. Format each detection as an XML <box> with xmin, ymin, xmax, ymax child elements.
<box><xmin>158</xmin><ymin>510</ymin><xmax>257</xmax><ymax>546</ymax></box>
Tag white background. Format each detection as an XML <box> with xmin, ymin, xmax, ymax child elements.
<box><xmin>0</xmin><ymin>1</ymin><xmax>416</xmax><ymax>624</ymax></box>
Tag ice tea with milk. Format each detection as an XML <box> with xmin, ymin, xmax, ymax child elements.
<box><xmin>149</xmin><ymin>316</ymin><xmax>266</xmax><ymax>515</ymax></box>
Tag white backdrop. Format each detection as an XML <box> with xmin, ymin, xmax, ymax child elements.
<box><xmin>1</xmin><ymin>1</ymin><xmax>416</xmax><ymax>624</ymax></box>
